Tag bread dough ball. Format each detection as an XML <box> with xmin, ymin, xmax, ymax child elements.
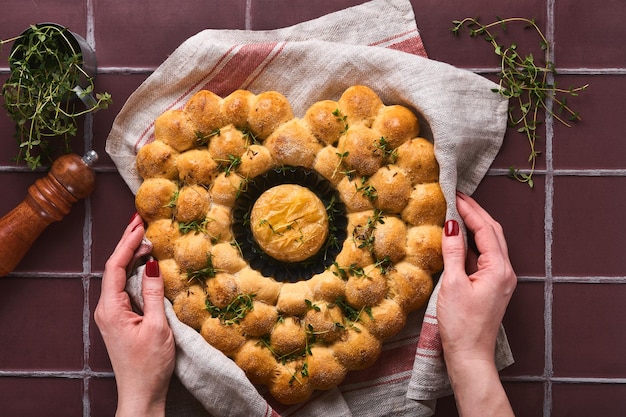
<box><xmin>264</xmin><ymin>119</ymin><xmax>322</xmax><ymax>168</ymax></box>
<box><xmin>238</xmin><ymin>144</ymin><xmax>274</xmax><ymax>179</ymax></box>
<box><xmin>175</xmin><ymin>185</ymin><xmax>210</xmax><ymax>223</ymax></box>
<box><xmin>135</xmin><ymin>178</ymin><xmax>177</xmax><ymax>222</ymax></box>
<box><xmin>337</xmin><ymin>85</ymin><xmax>383</xmax><ymax>127</ymax></box>
<box><xmin>177</xmin><ymin>148</ymin><xmax>219</xmax><ymax>185</ymax></box>
<box><xmin>248</xmin><ymin>91</ymin><xmax>294</xmax><ymax>139</ymax></box>
<box><xmin>395</xmin><ymin>137</ymin><xmax>439</xmax><ymax>184</ymax></box>
<box><xmin>371</xmin><ymin>104</ymin><xmax>420</xmax><ymax>149</ymax></box>
<box><xmin>402</xmin><ymin>182</ymin><xmax>446</xmax><ymax>226</ymax></box>
<box><xmin>154</xmin><ymin>109</ymin><xmax>198</xmax><ymax>152</ymax></box>
<box><xmin>136</xmin><ymin>140</ymin><xmax>178</xmax><ymax>180</ymax></box>
<box><xmin>173</xmin><ymin>285</ymin><xmax>210</xmax><ymax>331</ymax></box>
<box><xmin>183</xmin><ymin>89</ymin><xmax>225</xmax><ymax>135</ymax></box>
<box><xmin>338</xmin><ymin>125</ymin><xmax>384</xmax><ymax>176</ymax></box>
<box><xmin>145</xmin><ymin>219</ymin><xmax>179</xmax><ymax>260</ymax></box>
<box><xmin>405</xmin><ymin>225</ymin><xmax>444</xmax><ymax>274</ymax></box>
<box><xmin>304</xmin><ymin>99</ymin><xmax>345</xmax><ymax>146</ymax></box>
<box><xmin>368</xmin><ymin>165</ymin><xmax>412</xmax><ymax>214</ymax></box>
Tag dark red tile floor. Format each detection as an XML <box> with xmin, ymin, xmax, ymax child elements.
<box><xmin>1</xmin><ymin>0</ymin><xmax>625</xmax><ymax>416</ymax></box>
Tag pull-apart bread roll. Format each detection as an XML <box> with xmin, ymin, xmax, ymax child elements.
<box><xmin>135</xmin><ymin>85</ymin><xmax>445</xmax><ymax>404</ymax></box>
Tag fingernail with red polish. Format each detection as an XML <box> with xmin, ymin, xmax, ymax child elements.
<box><xmin>445</xmin><ymin>219</ymin><xmax>459</xmax><ymax>237</ymax></box>
<box><xmin>129</xmin><ymin>212</ymin><xmax>140</xmax><ymax>224</ymax></box>
<box><xmin>146</xmin><ymin>260</ymin><xmax>160</xmax><ymax>277</ymax></box>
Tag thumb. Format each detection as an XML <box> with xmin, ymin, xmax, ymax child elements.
<box><xmin>441</xmin><ymin>219</ymin><xmax>467</xmax><ymax>278</ymax></box>
<box><xmin>142</xmin><ymin>259</ymin><xmax>166</xmax><ymax>318</ymax></box>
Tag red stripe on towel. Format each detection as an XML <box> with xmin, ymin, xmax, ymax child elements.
<box><xmin>388</xmin><ymin>36</ymin><xmax>428</xmax><ymax>57</ymax></box>
<box><xmin>201</xmin><ymin>42</ymin><xmax>279</xmax><ymax>96</ymax></box>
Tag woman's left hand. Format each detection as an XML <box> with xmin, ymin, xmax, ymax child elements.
<box><xmin>95</xmin><ymin>214</ymin><xmax>175</xmax><ymax>417</ymax></box>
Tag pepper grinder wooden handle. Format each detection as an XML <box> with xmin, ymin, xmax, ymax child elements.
<box><xmin>0</xmin><ymin>151</ymin><xmax>98</xmax><ymax>276</ymax></box>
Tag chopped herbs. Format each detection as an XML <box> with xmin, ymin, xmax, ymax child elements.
<box><xmin>206</xmin><ymin>293</ymin><xmax>255</xmax><ymax>325</ymax></box>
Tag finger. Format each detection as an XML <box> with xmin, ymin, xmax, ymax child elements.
<box><xmin>456</xmin><ymin>194</ymin><xmax>504</xmax><ymax>257</ymax></box>
<box><xmin>457</xmin><ymin>193</ymin><xmax>509</xmax><ymax>253</ymax></box>
<box><xmin>101</xmin><ymin>214</ymin><xmax>145</xmax><ymax>297</ymax></box>
<box><xmin>141</xmin><ymin>259</ymin><xmax>166</xmax><ymax>319</ymax></box>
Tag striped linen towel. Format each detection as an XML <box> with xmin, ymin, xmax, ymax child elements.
<box><xmin>107</xmin><ymin>0</ymin><xmax>513</xmax><ymax>415</ymax></box>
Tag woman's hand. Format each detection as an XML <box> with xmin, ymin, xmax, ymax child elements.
<box><xmin>437</xmin><ymin>192</ymin><xmax>516</xmax><ymax>417</ymax></box>
<box><xmin>94</xmin><ymin>214</ymin><xmax>175</xmax><ymax>417</ymax></box>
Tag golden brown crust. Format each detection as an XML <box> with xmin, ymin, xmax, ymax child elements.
<box><xmin>336</xmin><ymin>176</ymin><xmax>374</xmax><ymax>213</ymax></box>
<box><xmin>372</xmin><ymin>215</ymin><xmax>407</xmax><ymax>264</ymax></box>
<box><xmin>238</xmin><ymin>144</ymin><xmax>275</xmax><ymax>179</ymax></box>
<box><xmin>248</xmin><ymin>91</ymin><xmax>294</xmax><ymax>139</ymax></box>
<box><xmin>402</xmin><ymin>182</ymin><xmax>447</xmax><ymax>227</ymax></box>
<box><xmin>303</xmin><ymin>303</ymin><xmax>345</xmax><ymax>343</ymax></box>
<box><xmin>307</xmin><ymin>346</ymin><xmax>347</xmax><ymax>390</ymax></box>
<box><xmin>234</xmin><ymin>340</ymin><xmax>278</xmax><ymax>385</ymax></box>
<box><xmin>200</xmin><ymin>317</ymin><xmax>246</xmax><ymax>356</ymax></box>
<box><xmin>344</xmin><ymin>265</ymin><xmax>388</xmax><ymax>310</ymax></box>
<box><xmin>240</xmin><ymin>301</ymin><xmax>279</xmax><ymax>337</ymax></box>
<box><xmin>304</xmin><ymin>99</ymin><xmax>345</xmax><ymax>146</ymax></box>
<box><xmin>236</xmin><ymin>266</ymin><xmax>281</xmax><ymax>305</ymax></box>
<box><xmin>135</xmin><ymin>86</ymin><xmax>444</xmax><ymax>405</ymax></box>
<box><xmin>337</xmin><ymin>85</ymin><xmax>383</xmax><ymax>128</ymax></box>
<box><xmin>338</xmin><ymin>125</ymin><xmax>384</xmax><ymax>176</ymax></box>
<box><xmin>209</xmin><ymin>172</ymin><xmax>245</xmax><ymax>208</ymax></box>
<box><xmin>154</xmin><ymin>109</ymin><xmax>198</xmax><ymax>152</ymax></box>
<box><xmin>405</xmin><ymin>225</ymin><xmax>444</xmax><ymax>274</ymax></box>
<box><xmin>205</xmin><ymin>273</ymin><xmax>239</xmax><ymax>309</ymax></box>
<box><xmin>135</xmin><ymin>178</ymin><xmax>177</xmax><ymax>222</ymax></box>
<box><xmin>208</xmin><ymin>124</ymin><xmax>248</xmax><ymax>163</ymax></box>
<box><xmin>210</xmin><ymin>241</ymin><xmax>246</xmax><ymax>274</ymax></box>
<box><xmin>136</xmin><ymin>140</ymin><xmax>179</xmax><ymax>180</ymax></box>
<box><xmin>220</xmin><ymin>89</ymin><xmax>253</xmax><ymax>129</ymax></box>
<box><xmin>270</xmin><ymin>317</ymin><xmax>307</xmax><ymax>357</ymax></box>
<box><xmin>183</xmin><ymin>89</ymin><xmax>225</xmax><ymax>135</ymax></box>
<box><xmin>176</xmin><ymin>148</ymin><xmax>219</xmax><ymax>185</ymax></box>
<box><xmin>173</xmin><ymin>285</ymin><xmax>211</xmax><ymax>331</ymax></box>
<box><xmin>313</xmin><ymin>145</ymin><xmax>345</xmax><ymax>185</ymax></box>
<box><xmin>174</xmin><ymin>232</ymin><xmax>212</xmax><ymax>273</ymax></box>
<box><xmin>264</xmin><ymin>119</ymin><xmax>322</xmax><ymax>168</ymax></box>
<box><xmin>160</xmin><ymin>258</ymin><xmax>188</xmax><ymax>301</ymax></box>
<box><xmin>270</xmin><ymin>362</ymin><xmax>314</xmax><ymax>405</ymax></box>
<box><xmin>175</xmin><ymin>185</ymin><xmax>210</xmax><ymax>223</ymax></box>
<box><xmin>360</xmin><ymin>298</ymin><xmax>407</xmax><ymax>340</ymax></box>
<box><xmin>395</xmin><ymin>137</ymin><xmax>439</xmax><ymax>184</ymax></box>
<box><xmin>368</xmin><ymin>165</ymin><xmax>412</xmax><ymax>214</ymax></box>
<box><xmin>387</xmin><ymin>262</ymin><xmax>434</xmax><ymax>313</ymax></box>
<box><xmin>332</xmin><ymin>326</ymin><xmax>382</xmax><ymax>370</ymax></box>
<box><xmin>371</xmin><ymin>104</ymin><xmax>420</xmax><ymax>149</ymax></box>
<box><xmin>276</xmin><ymin>281</ymin><xmax>314</xmax><ymax>316</ymax></box>
<box><xmin>307</xmin><ymin>270</ymin><xmax>346</xmax><ymax>303</ymax></box>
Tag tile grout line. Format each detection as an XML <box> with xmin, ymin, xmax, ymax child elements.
<box><xmin>245</xmin><ymin>0</ymin><xmax>253</xmax><ymax>30</ymax></box>
<box><xmin>83</xmin><ymin>1</ymin><xmax>96</xmax><ymax>416</ymax></box>
<box><xmin>544</xmin><ymin>1</ymin><xmax>556</xmax><ymax>416</ymax></box>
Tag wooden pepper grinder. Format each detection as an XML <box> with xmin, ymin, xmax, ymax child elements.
<box><xmin>0</xmin><ymin>150</ymin><xmax>98</xmax><ymax>276</ymax></box>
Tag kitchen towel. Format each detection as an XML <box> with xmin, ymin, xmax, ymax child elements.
<box><xmin>106</xmin><ymin>0</ymin><xmax>513</xmax><ymax>415</ymax></box>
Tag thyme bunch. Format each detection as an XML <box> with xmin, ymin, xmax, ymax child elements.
<box><xmin>452</xmin><ymin>17</ymin><xmax>588</xmax><ymax>188</ymax></box>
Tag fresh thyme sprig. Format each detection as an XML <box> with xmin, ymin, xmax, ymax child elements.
<box><xmin>205</xmin><ymin>293</ymin><xmax>255</xmax><ymax>326</ymax></box>
<box><xmin>186</xmin><ymin>255</ymin><xmax>216</xmax><ymax>285</ymax></box>
<box><xmin>216</xmin><ymin>154</ymin><xmax>242</xmax><ymax>176</ymax></box>
<box><xmin>452</xmin><ymin>17</ymin><xmax>588</xmax><ymax>188</ymax></box>
<box><xmin>194</xmin><ymin>128</ymin><xmax>220</xmax><ymax>146</ymax></box>
<box><xmin>332</xmin><ymin>108</ymin><xmax>349</xmax><ymax>134</ymax></box>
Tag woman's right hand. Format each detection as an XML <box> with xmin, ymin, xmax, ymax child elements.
<box><xmin>437</xmin><ymin>192</ymin><xmax>517</xmax><ymax>417</ymax></box>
